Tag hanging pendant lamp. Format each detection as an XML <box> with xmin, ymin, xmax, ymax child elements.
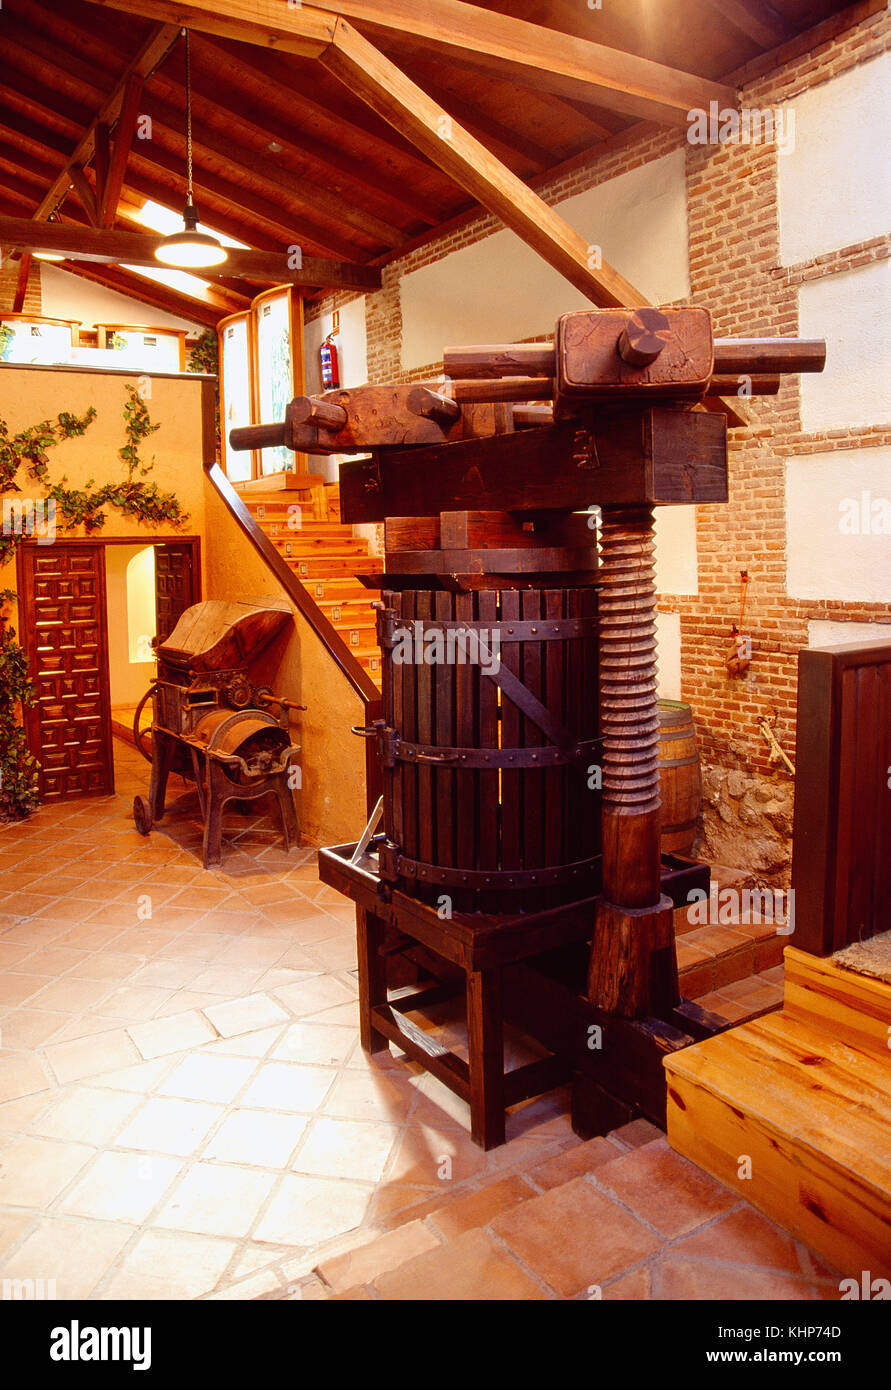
<box><xmin>155</xmin><ymin>29</ymin><xmax>227</xmax><ymax>269</ymax></box>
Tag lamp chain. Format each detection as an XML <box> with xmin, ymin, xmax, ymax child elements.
<box><xmin>184</xmin><ymin>27</ymin><xmax>194</xmax><ymax>205</ymax></box>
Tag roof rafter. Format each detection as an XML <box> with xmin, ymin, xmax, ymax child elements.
<box><xmin>82</xmin><ymin>0</ymin><xmax>737</xmax><ymax>124</ymax></box>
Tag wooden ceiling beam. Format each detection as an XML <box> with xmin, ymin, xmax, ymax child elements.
<box><xmin>83</xmin><ymin>0</ymin><xmax>737</xmax><ymax>125</ymax></box>
<box><xmin>12</xmin><ymin>252</ymin><xmax>33</xmax><ymax>312</ymax></box>
<box><xmin>101</xmin><ymin>74</ymin><xmax>144</xmax><ymax>226</ymax></box>
<box><xmin>30</xmin><ymin>21</ymin><xmax>180</xmax><ymax>220</ymax></box>
<box><xmin>174</xmin><ymin>44</ymin><xmax>445</xmax><ymax>228</ymax></box>
<box><xmin>321</xmin><ymin>21</ymin><xmax>644</xmax><ymax>308</ymax></box>
<box><xmin>136</xmin><ymin>93</ymin><xmax>404</xmax><ymax>248</ymax></box>
<box><xmin>0</xmin><ymin>215</ymin><xmax>383</xmax><ymax>292</ymax></box>
<box><xmin>0</xmin><ymin>29</ymin><xmax>401</xmax><ymax>255</ymax></box>
<box><xmin>699</xmin><ymin>0</ymin><xmax>795</xmax><ymax>50</ymax></box>
<box><xmin>397</xmin><ymin>70</ymin><xmax>554</xmax><ymax>174</ymax></box>
<box><xmin>69</xmin><ymin>164</ymin><xmax>100</xmax><ymax>225</ymax></box>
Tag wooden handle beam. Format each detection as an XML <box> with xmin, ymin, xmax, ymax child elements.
<box><xmin>290</xmin><ymin>396</ymin><xmax>349</xmax><ymax>430</ymax></box>
<box><xmin>229</xmin><ymin>422</ymin><xmax>287</xmax><ymax>452</ymax></box>
<box><xmin>709</xmin><ymin>374</ymin><xmax>781</xmax><ymax>396</ymax></box>
<box><xmin>446</xmin><ymin>335</ymin><xmax>826</xmax><ymax>384</ymax></box>
<box><xmin>451</xmin><ymin>377</ymin><xmax>555</xmax><ymax>403</ymax></box>
<box><xmin>406</xmin><ymin>385</ymin><xmax>461</xmax><ymax>424</ymax></box>
<box><xmin>443</xmin><ymin>343</ymin><xmax>555</xmax><ymax>380</ymax></box>
<box><xmin>713</xmin><ymin>338</ymin><xmax>826</xmax><ymax>375</ymax></box>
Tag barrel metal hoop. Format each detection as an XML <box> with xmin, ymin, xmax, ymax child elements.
<box><xmin>376</xmin><ymin>615</ymin><xmax>598</xmax><ymax>648</ymax></box>
<box><xmin>387</xmin><ymin>853</ymin><xmax>601</xmax><ymax>890</ymax></box>
<box><xmin>389</xmin><ymin>737</ymin><xmax>601</xmax><ymax>769</ymax></box>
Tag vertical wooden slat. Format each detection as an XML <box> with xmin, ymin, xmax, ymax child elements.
<box><xmin>381</xmin><ymin>588</ymin><xmax>399</xmax><ymax>848</ymax></box>
<box><xmin>564</xmin><ymin>587</ymin><xmax>582</xmax><ymax>863</ymax></box>
<box><xmin>477</xmin><ymin>589</ymin><xmax>499</xmax><ymax>900</ymax></box>
<box><xmin>455</xmin><ymin>589</ymin><xmax>476</xmax><ymax>882</ymax></box>
<box><xmin>416</xmin><ymin>589</ymin><xmax>435</xmax><ymax>869</ymax></box>
<box><xmin>435</xmin><ymin>588</ymin><xmax>456</xmax><ymax>871</ymax></box>
<box><xmin>521</xmin><ymin>588</ymin><xmax>544</xmax><ymax>868</ymax></box>
<box><xmin>543</xmin><ymin>588</ymin><xmax>565</xmax><ymax>871</ymax></box>
<box><xmin>500</xmin><ymin>588</ymin><xmax>522</xmax><ymax>871</ymax></box>
<box><xmin>400</xmin><ymin>588</ymin><xmax>418</xmax><ymax>864</ymax></box>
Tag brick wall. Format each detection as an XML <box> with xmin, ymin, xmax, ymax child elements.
<box><xmin>307</xmin><ymin>8</ymin><xmax>891</xmax><ymax>878</ymax></box>
<box><xmin>0</xmin><ymin>255</ymin><xmax>42</xmax><ymax>315</ymax></box>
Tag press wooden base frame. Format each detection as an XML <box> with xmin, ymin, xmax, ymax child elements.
<box><xmin>319</xmin><ymin>841</ymin><xmax>724</xmax><ymax>1149</ymax></box>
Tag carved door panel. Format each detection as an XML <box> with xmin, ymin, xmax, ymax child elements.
<box><xmin>18</xmin><ymin>544</ymin><xmax>114</xmax><ymax>800</ymax></box>
<box><xmin>154</xmin><ymin>543</ymin><xmax>195</xmax><ymax>645</ymax></box>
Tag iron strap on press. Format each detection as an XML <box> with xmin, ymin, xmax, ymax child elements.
<box><xmin>353</xmin><ymin>721</ymin><xmax>601</xmax><ymax>769</ymax></box>
<box><xmin>374</xmin><ymin>606</ymin><xmax>599</xmax><ymax>647</ymax></box>
<box><xmin>376</xmin><ymin>843</ymin><xmax>600</xmax><ymax>890</ymax></box>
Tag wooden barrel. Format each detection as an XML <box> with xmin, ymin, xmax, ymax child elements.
<box><xmin>372</xmin><ymin>584</ymin><xmax>601</xmax><ymax>912</ymax></box>
<box><xmin>657</xmin><ymin>700</ymin><xmax>702</xmax><ymax>855</ymax></box>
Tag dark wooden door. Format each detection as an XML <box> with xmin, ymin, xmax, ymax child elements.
<box><xmin>18</xmin><ymin>543</ymin><xmax>114</xmax><ymax>801</ymax></box>
<box><xmin>154</xmin><ymin>542</ymin><xmax>195</xmax><ymax>644</ymax></box>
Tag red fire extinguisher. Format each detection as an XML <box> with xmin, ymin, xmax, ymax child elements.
<box><xmin>319</xmin><ymin>333</ymin><xmax>340</xmax><ymax>390</ymax></box>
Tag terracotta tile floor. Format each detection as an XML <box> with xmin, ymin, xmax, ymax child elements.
<box><xmin>0</xmin><ymin>739</ymin><xmax>833</xmax><ymax>1300</ymax></box>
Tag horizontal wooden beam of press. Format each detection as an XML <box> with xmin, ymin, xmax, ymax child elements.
<box><xmin>444</xmin><ymin>343</ymin><xmax>555</xmax><ymax>379</ymax></box>
<box><xmin>450</xmin><ymin>377</ymin><xmax>554</xmax><ymax>403</ymax></box>
<box><xmin>713</xmin><ymin>338</ymin><xmax>826</xmax><ymax>374</ymax></box>
<box><xmin>0</xmin><ymin>217</ymin><xmax>382</xmax><ymax>291</ymax></box>
<box><xmin>710</xmin><ymin>374</ymin><xmax>781</xmax><ymax>395</ymax></box>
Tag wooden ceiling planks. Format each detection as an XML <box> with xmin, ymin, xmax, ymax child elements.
<box><xmin>0</xmin><ymin>0</ymin><xmax>866</xmax><ymax>331</ymax></box>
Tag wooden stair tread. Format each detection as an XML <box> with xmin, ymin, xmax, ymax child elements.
<box><xmin>666</xmin><ymin>1012</ymin><xmax>891</xmax><ymax>1188</ymax></box>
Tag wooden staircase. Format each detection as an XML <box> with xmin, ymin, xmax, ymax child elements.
<box><xmin>665</xmin><ymin>945</ymin><xmax>891</xmax><ymax>1279</ymax></box>
<box><xmin>240</xmin><ymin>487</ymin><xmax>383</xmax><ymax>686</ymax></box>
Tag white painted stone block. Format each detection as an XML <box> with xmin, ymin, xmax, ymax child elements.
<box><xmin>799</xmin><ymin>260</ymin><xmax>891</xmax><ymax>433</ymax></box>
<box><xmin>654</xmin><ymin>506</ymin><xmax>698</xmax><ymax>596</ymax></box>
<box><xmin>779</xmin><ymin>53</ymin><xmax>891</xmax><ymax>265</ymax></box>
<box><xmin>786</xmin><ymin>446</ymin><xmax>891</xmax><ymax>601</ymax></box>
<box><xmin>656</xmin><ymin>610</ymin><xmax>683</xmax><ymax>701</ymax></box>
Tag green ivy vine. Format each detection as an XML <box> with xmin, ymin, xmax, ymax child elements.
<box><xmin>0</xmin><ymin>589</ymin><xmax>39</xmax><ymax>822</ymax></box>
<box><xmin>0</xmin><ymin>385</ymin><xmax>188</xmax><ymax>564</ymax></box>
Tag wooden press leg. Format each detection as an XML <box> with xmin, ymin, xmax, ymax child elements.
<box><xmin>467</xmin><ymin>968</ymin><xmax>505</xmax><ymax>1150</ymax></box>
<box><xmin>356</xmin><ymin>906</ymin><xmax>389</xmax><ymax>1055</ymax></box>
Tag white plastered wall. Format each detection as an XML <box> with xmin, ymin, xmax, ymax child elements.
<box><xmin>778</xmin><ymin>52</ymin><xmax>891</xmax><ymax>265</ymax></box>
<box><xmin>655</xmin><ymin>611</ymin><xmax>682</xmax><ymax>701</ymax></box>
<box><xmin>654</xmin><ymin>507</ymin><xmax>698</xmax><ymax>597</ymax></box>
<box><xmin>799</xmin><ymin>260</ymin><xmax>891</xmax><ymax>432</ymax></box>
<box><xmin>399</xmin><ymin>150</ymin><xmax>690</xmax><ymax>371</ymax></box>
<box><xmin>786</xmin><ymin>446</ymin><xmax>891</xmax><ymax>602</ymax></box>
<box><xmin>808</xmin><ymin>619</ymin><xmax>891</xmax><ymax>648</ymax></box>
<box><xmin>39</xmin><ymin>263</ymin><xmax>201</xmax><ymax>334</ymax></box>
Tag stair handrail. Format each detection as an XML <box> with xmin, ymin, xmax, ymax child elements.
<box><xmin>204</xmin><ymin>456</ymin><xmax>382</xmax><ymax>810</ymax></box>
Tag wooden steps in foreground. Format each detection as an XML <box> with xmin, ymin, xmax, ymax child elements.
<box><xmin>665</xmin><ymin>945</ymin><xmax>891</xmax><ymax>1278</ymax></box>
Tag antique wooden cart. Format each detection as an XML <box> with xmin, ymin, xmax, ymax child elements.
<box><xmin>133</xmin><ymin>598</ymin><xmax>303</xmax><ymax>868</ymax></box>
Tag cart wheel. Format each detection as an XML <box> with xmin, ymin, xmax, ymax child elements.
<box><xmin>133</xmin><ymin>795</ymin><xmax>152</xmax><ymax>836</ymax></box>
